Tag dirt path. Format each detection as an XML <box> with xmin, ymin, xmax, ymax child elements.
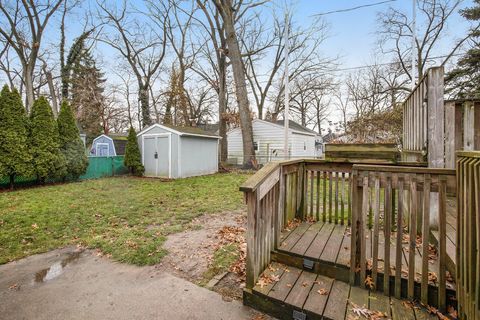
<box><xmin>157</xmin><ymin>211</ymin><xmax>248</xmax><ymax>301</ymax></box>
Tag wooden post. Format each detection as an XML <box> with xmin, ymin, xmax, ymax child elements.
<box><xmin>427</xmin><ymin>67</ymin><xmax>445</xmax><ymax>227</ymax></box>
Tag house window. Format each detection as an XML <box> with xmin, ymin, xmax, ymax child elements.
<box><xmin>304</xmin><ymin>142</ymin><xmax>306</xmax><ymax>150</ymax></box>
<box><xmin>254</xmin><ymin>141</ymin><xmax>258</xmax><ymax>151</ymax></box>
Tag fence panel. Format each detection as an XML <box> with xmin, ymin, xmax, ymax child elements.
<box><xmin>0</xmin><ymin>156</ymin><xmax>128</xmax><ymax>188</ymax></box>
<box><xmin>350</xmin><ymin>164</ymin><xmax>456</xmax><ymax>310</ymax></box>
<box><xmin>456</xmin><ymin>152</ymin><xmax>480</xmax><ymax>320</ymax></box>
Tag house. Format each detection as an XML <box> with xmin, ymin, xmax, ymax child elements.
<box><xmin>137</xmin><ymin>124</ymin><xmax>220</xmax><ymax>178</ymax></box>
<box><xmin>226</xmin><ymin>119</ymin><xmax>323</xmax><ymax>165</ymax></box>
<box><xmin>89</xmin><ymin>133</ymin><xmax>127</xmax><ymax>157</ymax></box>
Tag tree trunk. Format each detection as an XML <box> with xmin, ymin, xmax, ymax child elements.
<box><xmin>24</xmin><ymin>66</ymin><xmax>35</xmax><ymax>112</ymax></box>
<box><xmin>43</xmin><ymin>65</ymin><xmax>58</xmax><ymax>117</ymax></box>
<box><xmin>221</xmin><ymin>6</ymin><xmax>255</xmax><ymax>168</ymax></box>
<box><xmin>9</xmin><ymin>174</ymin><xmax>15</xmax><ymax>190</ymax></box>
<box><xmin>139</xmin><ymin>82</ymin><xmax>152</xmax><ymax>128</ymax></box>
<box><xmin>218</xmin><ymin>57</ymin><xmax>228</xmax><ymax>162</ymax></box>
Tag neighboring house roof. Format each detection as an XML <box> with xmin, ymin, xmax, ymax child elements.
<box><xmin>197</xmin><ymin>123</ymin><xmax>219</xmax><ymax>134</ymax></box>
<box><xmin>226</xmin><ymin>119</ymin><xmax>318</xmax><ymax>137</ymax></box>
<box><xmin>322</xmin><ymin>132</ymin><xmax>338</xmax><ymax>143</ymax></box>
<box><xmin>275</xmin><ymin>120</ymin><xmax>319</xmax><ymax>136</ymax></box>
<box><xmin>137</xmin><ymin>123</ymin><xmax>221</xmax><ymax>139</ymax></box>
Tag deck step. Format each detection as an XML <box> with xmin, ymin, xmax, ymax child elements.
<box><xmin>244</xmin><ymin>263</ymin><xmax>438</xmax><ymax>320</ymax></box>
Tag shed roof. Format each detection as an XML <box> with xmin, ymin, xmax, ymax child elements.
<box><xmin>138</xmin><ymin>123</ymin><xmax>221</xmax><ymax>139</ymax></box>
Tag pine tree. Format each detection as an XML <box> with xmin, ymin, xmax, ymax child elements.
<box><xmin>70</xmin><ymin>45</ymin><xmax>106</xmax><ymax>139</ymax></box>
<box><xmin>30</xmin><ymin>97</ymin><xmax>67</xmax><ymax>183</ymax></box>
<box><xmin>124</xmin><ymin>127</ymin><xmax>144</xmax><ymax>176</ymax></box>
<box><xmin>57</xmin><ymin>100</ymin><xmax>88</xmax><ymax>180</ymax></box>
<box><xmin>446</xmin><ymin>1</ymin><xmax>480</xmax><ymax>98</ymax></box>
<box><xmin>0</xmin><ymin>86</ymin><xmax>32</xmax><ymax>189</ymax></box>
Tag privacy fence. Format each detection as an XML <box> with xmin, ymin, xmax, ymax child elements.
<box><xmin>0</xmin><ymin>156</ymin><xmax>128</xmax><ymax>189</ymax></box>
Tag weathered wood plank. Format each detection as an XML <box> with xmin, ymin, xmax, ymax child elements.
<box><xmin>390</xmin><ymin>298</ymin><xmax>415</xmax><ymax>320</ymax></box>
<box><xmin>252</xmin><ymin>262</ymin><xmax>285</xmax><ymax>296</ymax></box>
<box><xmin>290</xmin><ymin>222</ymin><xmax>324</xmax><ymax>256</ymax></box>
<box><xmin>421</xmin><ymin>174</ymin><xmax>431</xmax><ymax>304</ymax></box>
<box><xmin>321</xmin><ymin>224</ymin><xmax>347</xmax><ymax>264</ymax></box>
<box><xmin>322</xmin><ymin>280</ymin><xmax>350</xmax><ymax>320</ymax></box>
<box><xmin>284</xmin><ymin>270</ymin><xmax>317</xmax><ymax>308</ymax></box>
<box><xmin>395</xmin><ymin>177</ymin><xmax>404</xmax><ymax>298</ymax></box>
<box><xmin>372</xmin><ymin>175</ymin><xmax>381</xmax><ymax>289</ymax></box>
<box><xmin>345</xmin><ymin>286</ymin><xmax>369</xmax><ymax>319</ymax></box>
<box><xmin>369</xmin><ymin>291</ymin><xmax>391</xmax><ymax>317</ymax></box>
<box><xmin>408</xmin><ymin>176</ymin><xmax>417</xmax><ymax>299</ymax></box>
<box><xmin>303</xmin><ymin>274</ymin><xmax>334</xmax><ymax>317</ymax></box>
<box><xmin>268</xmin><ymin>266</ymin><xmax>302</xmax><ymax>302</ymax></box>
<box><xmin>304</xmin><ymin>222</ymin><xmax>334</xmax><ymax>260</ymax></box>
<box><xmin>278</xmin><ymin>222</ymin><xmax>311</xmax><ymax>252</ymax></box>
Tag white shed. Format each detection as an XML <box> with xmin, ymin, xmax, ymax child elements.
<box><xmin>227</xmin><ymin>119</ymin><xmax>322</xmax><ymax>165</ymax></box>
<box><xmin>137</xmin><ymin>124</ymin><xmax>220</xmax><ymax>178</ymax></box>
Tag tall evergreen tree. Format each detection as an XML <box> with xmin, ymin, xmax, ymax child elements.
<box><xmin>446</xmin><ymin>1</ymin><xmax>480</xmax><ymax>98</ymax></box>
<box><xmin>70</xmin><ymin>45</ymin><xmax>106</xmax><ymax>140</ymax></box>
<box><xmin>124</xmin><ymin>127</ymin><xmax>144</xmax><ymax>176</ymax></box>
<box><xmin>30</xmin><ymin>97</ymin><xmax>67</xmax><ymax>183</ymax></box>
<box><xmin>0</xmin><ymin>86</ymin><xmax>31</xmax><ymax>189</ymax></box>
<box><xmin>57</xmin><ymin>100</ymin><xmax>88</xmax><ymax>180</ymax></box>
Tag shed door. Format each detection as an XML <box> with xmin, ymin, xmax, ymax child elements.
<box><xmin>143</xmin><ymin>135</ymin><xmax>170</xmax><ymax>177</ymax></box>
<box><xmin>96</xmin><ymin>143</ymin><xmax>110</xmax><ymax>157</ymax></box>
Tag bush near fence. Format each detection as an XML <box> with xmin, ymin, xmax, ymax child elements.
<box><xmin>0</xmin><ymin>156</ymin><xmax>128</xmax><ymax>189</ymax></box>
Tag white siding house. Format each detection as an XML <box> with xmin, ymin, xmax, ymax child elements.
<box><xmin>227</xmin><ymin>119</ymin><xmax>323</xmax><ymax>165</ymax></box>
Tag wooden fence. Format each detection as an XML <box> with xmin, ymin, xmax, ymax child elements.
<box><xmin>456</xmin><ymin>152</ymin><xmax>480</xmax><ymax>319</ymax></box>
<box><xmin>241</xmin><ymin>160</ymin><xmax>355</xmax><ymax>289</ymax></box>
<box><xmin>349</xmin><ymin>165</ymin><xmax>456</xmax><ymax>310</ymax></box>
<box><xmin>402</xmin><ymin>67</ymin><xmax>445</xmax><ymax>167</ymax></box>
<box><xmin>324</xmin><ymin>143</ymin><xmax>400</xmax><ymax>164</ymax></box>
<box><xmin>402</xmin><ymin>66</ymin><xmax>480</xmax><ymax>169</ymax></box>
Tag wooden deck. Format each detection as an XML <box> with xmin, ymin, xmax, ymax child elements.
<box><xmin>431</xmin><ymin>199</ymin><xmax>457</xmax><ymax>276</ymax></box>
<box><xmin>244</xmin><ymin>262</ymin><xmax>437</xmax><ymax>320</ymax></box>
<box><xmin>276</xmin><ymin>220</ymin><xmax>456</xmax><ymax>293</ymax></box>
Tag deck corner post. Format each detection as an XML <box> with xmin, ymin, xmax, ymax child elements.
<box><xmin>350</xmin><ymin>168</ymin><xmax>361</xmax><ymax>285</ymax></box>
<box><xmin>245</xmin><ymin>190</ymin><xmax>258</xmax><ymax>290</ymax></box>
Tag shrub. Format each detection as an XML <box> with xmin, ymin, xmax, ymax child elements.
<box><xmin>30</xmin><ymin>97</ymin><xmax>67</xmax><ymax>182</ymax></box>
<box><xmin>0</xmin><ymin>85</ymin><xmax>32</xmax><ymax>189</ymax></box>
<box><xmin>124</xmin><ymin>127</ymin><xmax>144</xmax><ymax>176</ymax></box>
<box><xmin>57</xmin><ymin>100</ymin><xmax>88</xmax><ymax>180</ymax></box>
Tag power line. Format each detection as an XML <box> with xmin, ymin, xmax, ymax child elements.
<box><xmin>311</xmin><ymin>0</ymin><xmax>397</xmax><ymax>17</ymax></box>
<box><xmin>331</xmin><ymin>53</ymin><xmax>464</xmax><ymax>73</ymax></box>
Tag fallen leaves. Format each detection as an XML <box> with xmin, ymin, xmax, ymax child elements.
<box><xmin>256</xmin><ymin>273</ymin><xmax>280</xmax><ymax>288</ymax></box>
<box><xmin>364</xmin><ymin>275</ymin><xmax>375</xmax><ymax>290</ymax></box>
<box><xmin>31</xmin><ymin>223</ymin><xmax>38</xmax><ymax>229</ymax></box>
<box><xmin>317</xmin><ymin>288</ymin><xmax>329</xmax><ymax>295</ymax></box>
<box><xmin>350</xmin><ymin>302</ymin><xmax>388</xmax><ymax>319</ymax></box>
<box><xmin>8</xmin><ymin>283</ymin><xmax>19</xmax><ymax>290</ymax></box>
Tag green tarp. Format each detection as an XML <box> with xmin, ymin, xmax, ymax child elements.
<box><xmin>0</xmin><ymin>156</ymin><xmax>128</xmax><ymax>188</ymax></box>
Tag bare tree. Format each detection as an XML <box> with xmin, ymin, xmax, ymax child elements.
<box><xmin>243</xmin><ymin>13</ymin><xmax>332</xmax><ymax>120</ymax></box>
<box><xmin>378</xmin><ymin>0</ymin><xmax>461</xmax><ymax>82</ymax></box>
<box><xmin>0</xmin><ymin>0</ymin><xmax>64</xmax><ymax>111</ymax></box>
<box><xmin>96</xmin><ymin>0</ymin><xmax>168</xmax><ymax>128</ymax></box>
<box><xmin>193</xmin><ymin>0</ymin><xmax>230</xmax><ymax>161</ymax></box>
<box><xmin>212</xmin><ymin>0</ymin><xmax>266</xmax><ymax>167</ymax></box>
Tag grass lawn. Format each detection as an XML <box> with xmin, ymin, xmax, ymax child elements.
<box><xmin>0</xmin><ymin>173</ymin><xmax>250</xmax><ymax>265</ymax></box>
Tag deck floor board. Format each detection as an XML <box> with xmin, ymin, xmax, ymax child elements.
<box><xmin>250</xmin><ymin>262</ymin><xmax>430</xmax><ymax>320</ymax></box>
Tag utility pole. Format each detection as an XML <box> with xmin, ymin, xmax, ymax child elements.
<box><xmin>284</xmin><ymin>12</ymin><xmax>290</xmax><ymax>160</ymax></box>
<box><xmin>411</xmin><ymin>0</ymin><xmax>416</xmax><ymax>89</ymax></box>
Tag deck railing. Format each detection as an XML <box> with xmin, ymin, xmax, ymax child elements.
<box><xmin>240</xmin><ymin>159</ymin><xmax>355</xmax><ymax>289</ymax></box>
<box><xmin>456</xmin><ymin>151</ymin><xmax>480</xmax><ymax>319</ymax></box>
<box><xmin>349</xmin><ymin>165</ymin><xmax>456</xmax><ymax>310</ymax></box>
<box><xmin>241</xmin><ymin>159</ymin><xmax>458</xmax><ymax>308</ymax></box>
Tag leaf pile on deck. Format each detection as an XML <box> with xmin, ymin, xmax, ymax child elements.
<box><xmin>284</xmin><ymin>218</ymin><xmax>301</xmax><ymax>231</ymax></box>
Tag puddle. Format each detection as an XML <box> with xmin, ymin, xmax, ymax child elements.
<box><xmin>34</xmin><ymin>251</ymin><xmax>82</xmax><ymax>283</ymax></box>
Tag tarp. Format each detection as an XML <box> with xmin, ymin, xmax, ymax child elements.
<box><xmin>0</xmin><ymin>156</ymin><xmax>128</xmax><ymax>188</ymax></box>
